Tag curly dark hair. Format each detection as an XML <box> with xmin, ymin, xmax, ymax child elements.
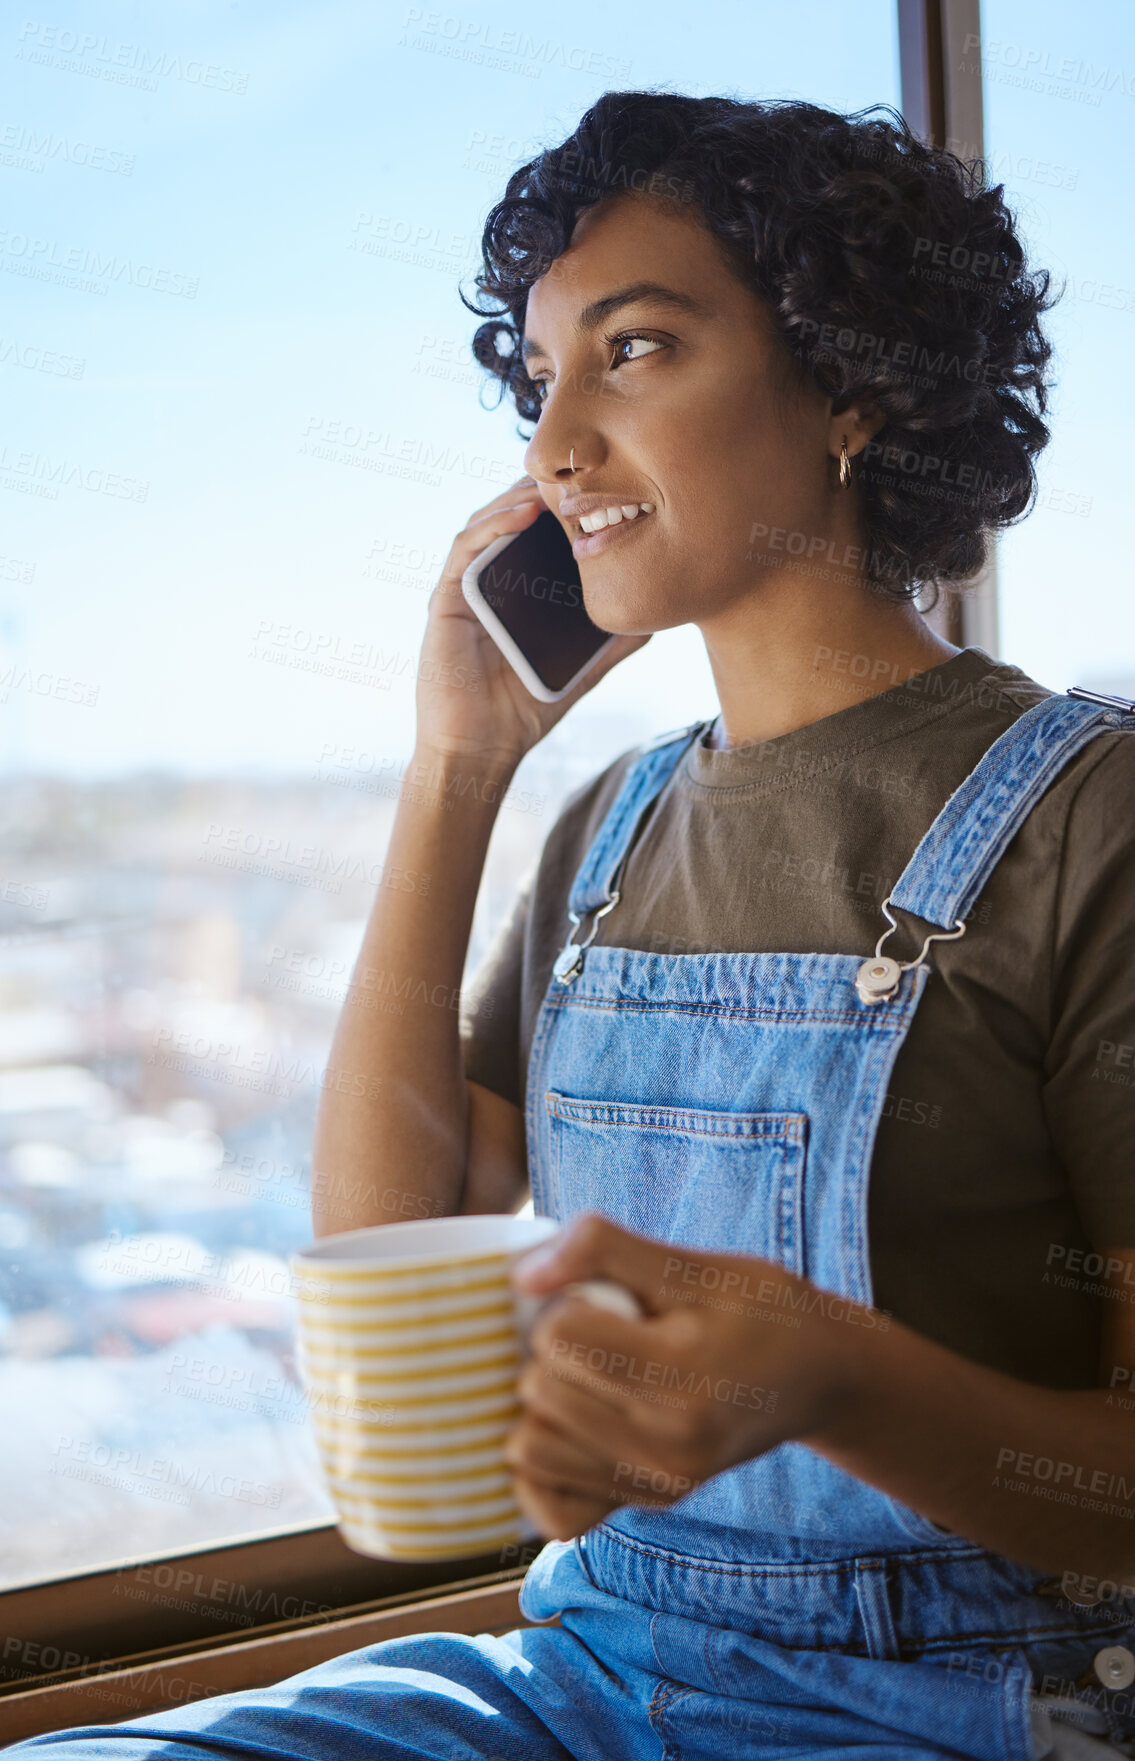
<box><xmin>461</xmin><ymin>92</ymin><xmax>1059</xmax><ymax>605</ymax></box>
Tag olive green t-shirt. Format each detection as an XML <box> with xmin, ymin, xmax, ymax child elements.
<box><xmin>459</xmin><ymin>647</ymin><xmax>1135</xmax><ymax>1389</ymax></box>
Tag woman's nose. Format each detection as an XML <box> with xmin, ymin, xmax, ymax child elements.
<box><xmin>523</xmin><ymin>411</ymin><xmax>573</xmax><ymax>486</ymax></box>
<box><xmin>522</xmin><ymin>389</ymin><xmax>601</xmax><ymax>486</ymax></box>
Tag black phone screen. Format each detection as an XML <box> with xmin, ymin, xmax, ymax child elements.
<box><xmin>477</xmin><ymin>508</ymin><xmax>610</xmax><ymax>692</ymax></box>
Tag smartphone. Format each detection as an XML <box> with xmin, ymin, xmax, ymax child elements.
<box><xmin>461</xmin><ymin>508</ymin><xmax>617</xmax><ymax>703</ymax></box>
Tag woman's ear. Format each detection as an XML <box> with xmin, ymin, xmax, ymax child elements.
<box><xmin>828</xmin><ymin>400</ymin><xmax>886</xmax><ymax>462</ymax></box>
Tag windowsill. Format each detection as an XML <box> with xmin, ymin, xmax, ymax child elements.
<box><xmin>0</xmin><ymin>1521</ymin><xmax>544</xmax><ymax>1735</ymax></box>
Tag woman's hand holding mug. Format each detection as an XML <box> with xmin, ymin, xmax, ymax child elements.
<box><xmin>506</xmin><ymin>1214</ymin><xmax>871</xmax><ymax>1542</ymax></box>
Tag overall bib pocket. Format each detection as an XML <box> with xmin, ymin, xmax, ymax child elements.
<box><xmin>544</xmin><ymin>1090</ymin><xmax>808</xmax><ymax>1276</ymax></box>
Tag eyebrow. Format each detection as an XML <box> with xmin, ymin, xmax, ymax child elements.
<box><xmin>520</xmin><ymin>280</ymin><xmax>709</xmax><ymax>365</ymax></box>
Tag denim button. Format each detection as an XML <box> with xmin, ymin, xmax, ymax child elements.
<box><xmin>1093</xmin><ymin>1646</ymin><xmax>1135</xmax><ymax>1689</ymax></box>
<box><xmin>855</xmin><ymin>955</ymin><xmax>902</xmax><ymax>1004</ymax></box>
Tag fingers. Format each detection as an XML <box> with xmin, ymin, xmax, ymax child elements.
<box><xmin>457</xmin><ymin>500</ymin><xmax>543</xmax><ymax>548</ymax></box>
<box><xmin>505</xmin><ymin>1414</ymin><xmax>682</xmax><ymax>1542</ymax></box>
<box><xmin>504</xmin><ymin>1412</ymin><xmax>618</xmax><ymax>1498</ymax></box>
<box><xmin>463</xmin><ymin>489</ymin><xmax>543</xmax><ymax>532</ymax></box>
<box><xmin>512</xmin><ymin>1477</ymin><xmax>614</xmax><ymax>1543</ymax></box>
<box><xmin>512</xmin><ymin>1212</ymin><xmax>674</xmax><ymax>1311</ymax></box>
<box><xmin>506</xmin><ymin>1414</ymin><xmax>622</xmax><ymax>1541</ymax></box>
<box><xmin>524</xmin><ymin>1286</ymin><xmax>665</xmax><ymax>1403</ymax></box>
<box><xmin>480</xmin><ymin>473</ymin><xmax>537</xmax><ymax>505</ymax></box>
<box><xmin>435</xmin><ymin>491</ymin><xmax>544</xmax><ymax>599</ymax></box>
<box><xmin>516</xmin><ymin>1345</ymin><xmax>654</xmax><ymax>1460</ymax></box>
<box><xmin>461</xmin><ymin>476</ymin><xmax>543</xmax><ymax>532</ymax></box>
<box><xmin>433</xmin><ymin>475</ymin><xmax>544</xmax><ymax>586</ymax></box>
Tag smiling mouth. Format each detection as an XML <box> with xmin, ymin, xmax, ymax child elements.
<box><xmin>573</xmin><ymin>501</ymin><xmax>657</xmax><ymax>535</ymax></box>
<box><xmin>571</xmin><ymin>503</ymin><xmax>658</xmax><ymax>560</ymax></box>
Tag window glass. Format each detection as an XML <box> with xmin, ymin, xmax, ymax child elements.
<box><xmin>975</xmin><ymin>0</ymin><xmax>1134</xmax><ymax>693</ymax></box>
<box><xmin>0</xmin><ymin>1</ymin><xmax>900</xmax><ymax>1586</ymax></box>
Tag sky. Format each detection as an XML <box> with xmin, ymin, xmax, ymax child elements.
<box><xmin>0</xmin><ymin>0</ymin><xmax>1131</xmax><ymax>779</ymax></box>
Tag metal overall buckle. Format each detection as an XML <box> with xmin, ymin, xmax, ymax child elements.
<box><xmin>1066</xmin><ymin>685</ymin><xmax>1135</xmax><ymax>714</ymax></box>
<box><xmin>552</xmin><ymin>892</ymin><xmax>621</xmax><ymax>985</ymax></box>
<box><xmin>855</xmin><ymin>897</ymin><xmax>967</xmax><ymax>1005</ymax></box>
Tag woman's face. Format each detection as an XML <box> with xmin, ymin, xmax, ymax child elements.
<box><xmin>521</xmin><ymin>191</ymin><xmax>838</xmax><ymax>635</ymax></box>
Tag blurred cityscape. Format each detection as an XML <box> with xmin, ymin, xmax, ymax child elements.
<box><xmin>0</xmin><ymin>715</ymin><xmax>646</xmax><ymax>1589</ymax></box>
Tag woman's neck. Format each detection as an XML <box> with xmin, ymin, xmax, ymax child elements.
<box><xmin>698</xmin><ymin>572</ymin><xmax>961</xmax><ymax>750</ymax></box>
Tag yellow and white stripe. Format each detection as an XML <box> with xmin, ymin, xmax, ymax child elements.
<box><xmin>289</xmin><ymin>1214</ymin><xmax>559</xmax><ymax>1560</ymax></box>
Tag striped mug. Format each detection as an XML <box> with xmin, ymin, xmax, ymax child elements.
<box><xmin>291</xmin><ymin>1213</ymin><xmax>640</xmax><ymax>1562</ymax></box>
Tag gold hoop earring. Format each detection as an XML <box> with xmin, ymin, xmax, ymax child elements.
<box><xmin>839</xmin><ymin>436</ymin><xmax>851</xmax><ymax>488</ymax></box>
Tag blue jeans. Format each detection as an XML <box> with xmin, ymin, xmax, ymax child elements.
<box><xmin>9</xmin><ymin>1539</ymin><xmax>1132</xmax><ymax>1759</ymax></box>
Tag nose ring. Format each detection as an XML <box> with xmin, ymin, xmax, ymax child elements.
<box><xmin>569</xmin><ymin>447</ymin><xmax>575</xmax><ymax>472</ymax></box>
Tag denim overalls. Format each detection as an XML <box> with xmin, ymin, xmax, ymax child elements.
<box><xmin>512</xmin><ymin>688</ymin><xmax>1135</xmax><ymax>1760</ymax></box>
<box><xmin>15</xmin><ymin>691</ymin><xmax>1135</xmax><ymax>1761</ymax></box>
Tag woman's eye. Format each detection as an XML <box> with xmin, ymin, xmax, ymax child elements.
<box><xmin>613</xmin><ymin>334</ymin><xmax>663</xmax><ymax>364</ymax></box>
<box><xmin>529</xmin><ymin>335</ymin><xmax>662</xmax><ymax>404</ymax></box>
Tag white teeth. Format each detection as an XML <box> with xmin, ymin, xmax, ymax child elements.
<box><xmin>578</xmin><ymin>502</ymin><xmax>656</xmax><ymax>534</ymax></box>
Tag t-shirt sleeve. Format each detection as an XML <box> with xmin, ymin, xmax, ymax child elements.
<box><xmin>459</xmin><ymin>862</ymin><xmax>535</xmax><ymax>1110</ymax></box>
<box><xmin>1044</xmin><ymin>731</ymin><xmax>1135</xmax><ymax>1246</ymax></box>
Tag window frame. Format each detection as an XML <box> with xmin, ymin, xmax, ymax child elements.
<box><xmin>0</xmin><ymin>3</ymin><xmax>995</xmax><ymax>1719</ymax></box>
<box><xmin>898</xmin><ymin>0</ymin><xmax>1001</xmax><ymax>655</ymax></box>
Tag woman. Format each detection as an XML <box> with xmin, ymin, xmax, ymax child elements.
<box><xmin>17</xmin><ymin>93</ymin><xmax>1135</xmax><ymax>1761</ymax></box>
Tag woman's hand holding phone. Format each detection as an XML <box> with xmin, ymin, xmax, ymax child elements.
<box><xmin>416</xmin><ymin>477</ymin><xmax>650</xmax><ymax>771</ymax></box>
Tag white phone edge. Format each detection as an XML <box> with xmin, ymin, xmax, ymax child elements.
<box><xmin>461</xmin><ymin>531</ymin><xmax>617</xmax><ymax>704</ymax></box>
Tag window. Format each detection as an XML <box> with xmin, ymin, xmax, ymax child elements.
<box><xmin>974</xmin><ymin>1</ymin><xmax>1134</xmax><ymax>691</ymax></box>
<box><xmin>0</xmin><ymin>1</ymin><xmax>901</xmax><ymax>1597</ymax></box>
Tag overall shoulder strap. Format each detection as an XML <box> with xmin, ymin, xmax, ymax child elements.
<box><xmin>889</xmin><ymin>691</ymin><xmax>1135</xmax><ymax>931</ymax></box>
<box><xmin>566</xmin><ymin>721</ymin><xmax>703</xmax><ymax>919</ymax></box>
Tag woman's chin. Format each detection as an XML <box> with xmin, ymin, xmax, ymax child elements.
<box><xmin>580</xmin><ymin>576</ymin><xmax>674</xmax><ymax>638</ymax></box>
